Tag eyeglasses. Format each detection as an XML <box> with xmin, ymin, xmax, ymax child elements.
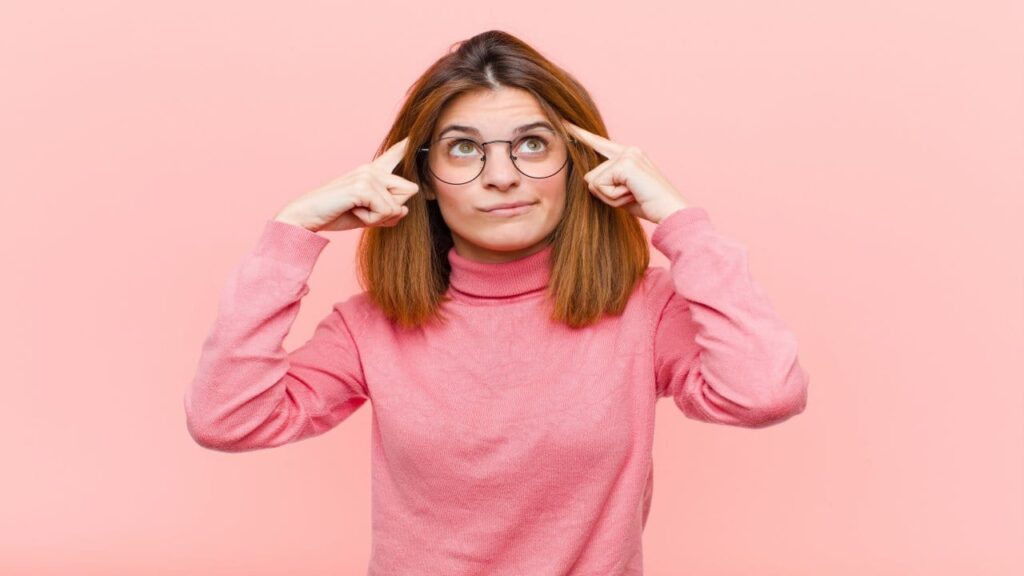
<box><xmin>417</xmin><ymin>129</ymin><xmax>575</xmax><ymax>185</ymax></box>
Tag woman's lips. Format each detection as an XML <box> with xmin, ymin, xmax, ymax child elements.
<box><xmin>483</xmin><ymin>203</ymin><xmax>536</xmax><ymax>216</ymax></box>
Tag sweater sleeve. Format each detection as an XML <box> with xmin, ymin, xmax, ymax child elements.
<box><xmin>647</xmin><ymin>206</ymin><xmax>809</xmax><ymax>428</ymax></box>
<box><xmin>183</xmin><ymin>219</ymin><xmax>370</xmax><ymax>452</ymax></box>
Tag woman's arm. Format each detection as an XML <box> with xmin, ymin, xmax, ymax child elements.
<box><xmin>183</xmin><ymin>219</ymin><xmax>370</xmax><ymax>452</ymax></box>
<box><xmin>647</xmin><ymin>207</ymin><xmax>809</xmax><ymax>428</ymax></box>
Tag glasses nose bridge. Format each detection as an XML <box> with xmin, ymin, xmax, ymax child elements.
<box><xmin>479</xmin><ymin>139</ymin><xmax>517</xmax><ymax>161</ymax></box>
<box><xmin>478</xmin><ymin>139</ymin><xmax>521</xmax><ymax>181</ymax></box>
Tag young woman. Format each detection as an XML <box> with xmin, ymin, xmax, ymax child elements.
<box><xmin>185</xmin><ymin>29</ymin><xmax>809</xmax><ymax>576</ymax></box>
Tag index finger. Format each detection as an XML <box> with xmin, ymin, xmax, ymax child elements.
<box><xmin>371</xmin><ymin>136</ymin><xmax>411</xmax><ymax>174</ymax></box>
<box><xmin>561</xmin><ymin>120</ymin><xmax>624</xmax><ymax>159</ymax></box>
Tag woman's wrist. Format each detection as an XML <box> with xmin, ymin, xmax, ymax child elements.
<box><xmin>273</xmin><ymin>212</ymin><xmax>317</xmax><ymax>232</ymax></box>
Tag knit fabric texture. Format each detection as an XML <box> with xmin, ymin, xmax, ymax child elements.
<box><xmin>184</xmin><ymin>206</ymin><xmax>809</xmax><ymax>575</ymax></box>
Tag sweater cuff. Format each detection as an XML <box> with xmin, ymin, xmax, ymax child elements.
<box><xmin>254</xmin><ymin>219</ymin><xmax>331</xmax><ymax>270</ymax></box>
<box><xmin>650</xmin><ymin>206</ymin><xmax>713</xmax><ymax>253</ymax></box>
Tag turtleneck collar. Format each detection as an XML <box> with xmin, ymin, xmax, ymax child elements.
<box><xmin>447</xmin><ymin>243</ymin><xmax>553</xmax><ymax>299</ymax></box>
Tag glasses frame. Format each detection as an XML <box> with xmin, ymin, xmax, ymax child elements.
<box><xmin>417</xmin><ymin>132</ymin><xmax>577</xmax><ymax>185</ymax></box>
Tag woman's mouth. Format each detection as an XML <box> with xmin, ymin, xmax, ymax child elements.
<box><xmin>481</xmin><ymin>202</ymin><xmax>537</xmax><ymax>216</ymax></box>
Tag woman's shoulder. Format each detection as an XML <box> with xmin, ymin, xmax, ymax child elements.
<box><xmin>332</xmin><ymin>290</ymin><xmax>420</xmax><ymax>333</ymax></box>
<box><xmin>324</xmin><ymin>291</ymin><xmax>384</xmax><ymax>335</ymax></box>
<box><xmin>640</xmin><ymin>264</ymin><xmax>671</xmax><ymax>296</ymax></box>
<box><xmin>332</xmin><ymin>290</ymin><xmax>378</xmax><ymax>319</ymax></box>
<box><xmin>638</xmin><ymin>264</ymin><xmax>684</xmax><ymax>319</ymax></box>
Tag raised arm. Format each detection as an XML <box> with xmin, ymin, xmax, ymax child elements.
<box><xmin>183</xmin><ymin>219</ymin><xmax>370</xmax><ymax>452</ymax></box>
<box><xmin>647</xmin><ymin>207</ymin><xmax>809</xmax><ymax>428</ymax></box>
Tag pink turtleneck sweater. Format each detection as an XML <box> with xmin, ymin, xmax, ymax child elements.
<box><xmin>184</xmin><ymin>206</ymin><xmax>809</xmax><ymax>575</ymax></box>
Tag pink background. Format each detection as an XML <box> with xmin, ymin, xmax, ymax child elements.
<box><xmin>1</xmin><ymin>1</ymin><xmax>1021</xmax><ymax>574</ymax></box>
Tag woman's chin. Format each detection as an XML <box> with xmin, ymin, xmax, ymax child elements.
<box><xmin>453</xmin><ymin>234</ymin><xmax>551</xmax><ymax>263</ymax></box>
<box><xmin>474</xmin><ymin>237</ymin><xmax>542</xmax><ymax>253</ymax></box>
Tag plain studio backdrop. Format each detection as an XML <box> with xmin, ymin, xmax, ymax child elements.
<box><xmin>0</xmin><ymin>1</ymin><xmax>1020</xmax><ymax>575</ymax></box>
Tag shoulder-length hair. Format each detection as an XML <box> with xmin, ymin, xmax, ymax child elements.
<box><xmin>357</xmin><ymin>29</ymin><xmax>650</xmax><ymax>330</ymax></box>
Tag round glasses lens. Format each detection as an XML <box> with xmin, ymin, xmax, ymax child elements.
<box><xmin>427</xmin><ymin>130</ymin><xmax>568</xmax><ymax>184</ymax></box>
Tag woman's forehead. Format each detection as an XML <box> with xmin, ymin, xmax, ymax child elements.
<box><xmin>435</xmin><ymin>121</ymin><xmax>556</xmax><ymax>143</ymax></box>
<box><xmin>436</xmin><ymin>88</ymin><xmax>550</xmax><ymax>131</ymax></box>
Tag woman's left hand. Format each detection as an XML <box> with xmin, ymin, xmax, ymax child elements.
<box><xmin>563</xmin><ymin>120</ymin><xmax>691</xmax><ymax>224</ymax></box>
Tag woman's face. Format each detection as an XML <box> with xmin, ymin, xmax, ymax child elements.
<box><xmin>425</xmin><ymin>87</ymin><xmax>568</xmax><ymax>264</ymax></box>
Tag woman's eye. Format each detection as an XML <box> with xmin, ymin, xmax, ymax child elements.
<box><xmin>450</xmin><ymin>140</ymin><xmax>480</xmax><ymax>156</ymax></box>
<box><xmin>518</xmin><ymin>136</ymin><xmax>548</xmax><ymax>153</ymax></box>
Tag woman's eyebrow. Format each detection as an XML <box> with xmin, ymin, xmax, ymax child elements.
<box><xmin>437</xmin><ymin>121</ymin><xmax>554</xmax><ymax>139</ymax></box>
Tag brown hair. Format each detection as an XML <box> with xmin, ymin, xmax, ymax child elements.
<box><xmin>356</xmin><ymin>30</ymin><xmax>650</xmax><ymax>330</ymax></box>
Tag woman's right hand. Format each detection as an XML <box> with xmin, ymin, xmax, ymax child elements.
<box><xmin>273</xmin><ymin>137</ymin><xmax>420</xmax><ymax>233</ymax></box>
